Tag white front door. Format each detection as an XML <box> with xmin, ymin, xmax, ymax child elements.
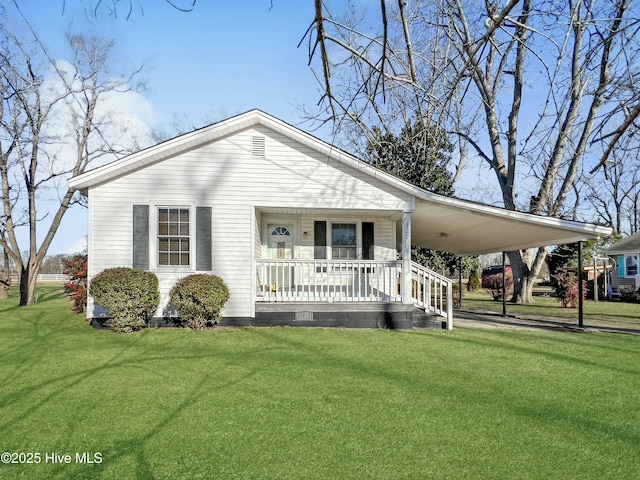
<box><xmin>268</xmin><ymin>225</ymin><xmax>293</xmax><ymax>259</ymax></box>
<box><xmin>267</xmin><ymin>224</ymin><xmax>293</xmax><ymax>289</ymax></box>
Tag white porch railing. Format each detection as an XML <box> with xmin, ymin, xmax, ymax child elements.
<box><xmin>257</xmin><ymin>259</ymin><xmax>402</xmax><ymax>303</ymax></box>
<box><xmin>410</xmin><ymin>262</ymin><xmax>453</xmax><ymax>329</ymax></box>
<box><xmin>256</xmin><ymin>259</ymin><xmax>453</xmax><ymax>328</ymax></box>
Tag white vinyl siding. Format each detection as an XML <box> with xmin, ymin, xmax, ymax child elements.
<box><xmin>87</xmin><ymin>126</ymin><xmax>412</xmax><ymax>319</ymax></box>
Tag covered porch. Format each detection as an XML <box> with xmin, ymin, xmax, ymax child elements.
<box><xmin>253</xmin><ymin>206</ymin><xmax>453</xmax><ymax>328</ymax></box>
<box><xmin>251</xmin><ymin>198</ymin><xmax>610</xmax><ymax>330</ymax></box>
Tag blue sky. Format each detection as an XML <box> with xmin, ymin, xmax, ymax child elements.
<box><xmin>7</xmin><ymin>0</ymin><xmax>327</xmax><ymax>255</ymax></box>
<box><xmin>17</xmin><ymin>0</ymin><xmax>322</xmax><ymax>125</ymax></box>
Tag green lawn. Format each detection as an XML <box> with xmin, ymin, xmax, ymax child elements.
<box><xmin>1</xmin><ymin>285</ymin><xmax>639</xmax><ymax>479</ymax></box>
<box><xmin>460</xmin><ymin>288</ymin><xmax>640</xmax><ymax>332</ymax></box>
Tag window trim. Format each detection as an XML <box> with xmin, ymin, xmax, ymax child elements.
<box><xmin>153</xmin><ymin>204</ymin><xmax>195</xmax><ymax>270</ymax></box>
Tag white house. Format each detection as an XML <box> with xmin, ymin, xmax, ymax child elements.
<box><xmin>69</xmin><ymin>110</ymin><xmax>611</xmax><ymax>329</ymax></box>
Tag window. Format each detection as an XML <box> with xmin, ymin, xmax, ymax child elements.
<box><xmin>332</xmin><ymin>223</ymin><xmax>356</xmax><ymax>259</ymax></box>
<box><xmin>270</xmin><ymin>226</ymin><xmax>291</xmax><ymax>236</ymax></box>
<box><xmin>625</xmin><ymin>255</ymin><xmax>638</xmax><ymax>276</ymax></box>
<box><xmin>158</xmin><ymin>208</ymin><xmax>190</xmax><ymax>266</ymax></box>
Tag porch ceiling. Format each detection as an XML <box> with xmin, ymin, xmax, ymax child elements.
<box><xmin>409</xmin><ymin>196</ymin><xmax>611</xmax><ymax>256</ymax></box>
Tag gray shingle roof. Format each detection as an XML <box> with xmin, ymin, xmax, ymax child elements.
<box><xmin>605</xmin><ymin>231</ymin><xmax>640</xmax><ymax>254</ymax></box>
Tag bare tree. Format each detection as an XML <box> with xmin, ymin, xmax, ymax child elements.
<box><xmin>0</xmin><ymin>31</ymin><xmax>142</xmax><ymax>306</ymax></box>
<box><xmin>63</xmin><ymin>0</ymin><xmax>197</xmax><ymax>20</ymax></box>
<box><xmin>307</xmin><ymin>0</ymin><xmax>640</xmax><ymax>303</ymax></box>
<box><xmin>585</xmin><ymin>139</ymin><xmax>640</xmax><ymax>236</ymax></box>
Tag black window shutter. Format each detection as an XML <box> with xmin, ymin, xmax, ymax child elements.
<box><xmin>314</xmin><ymin>221</ymin><xmax>327</xmax><ymax>259</ymax></box>
<box><xmin>196</xmin><ymin>207</ymin><xmax>212</xmax><ymax>271</ymax></box>
<box><xmin>362</xmin><ymin>222</ymin><xmax>374</xmax><ymax>260</ymax></box>
<box><xmin>132</xmin><ymin>205</ymin><xmax>149</xmax><ymax>270</ymax></box>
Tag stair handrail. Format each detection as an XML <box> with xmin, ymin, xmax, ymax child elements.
<box><xmin>410</xmin><ymin>261</ymin><xmax>453</xmax><ymax>330</ymax></box>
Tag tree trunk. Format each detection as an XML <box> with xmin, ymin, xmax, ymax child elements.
<box><xmin>0</xmin><ymin>247</ymin><xmax>9</xmax><ymax>299</ymax></box>
<box><xmin>19</xmin><ymin>263</ymin><xmax>38</xmax><ymax>306</ymax></box>
<box><xmin>506</xmin><ymin>251</ymin><xmax>534</xmax><ymax>303</ymax></box>
<box><xmin>506</xmin><ymin>246</ymin><xmax>551</xmax><ymax>304</ymax></box>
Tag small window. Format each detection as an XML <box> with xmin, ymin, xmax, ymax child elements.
<box><xmin>270</xmin><ymin>226</ymin><xmax>291</xmax><ymax>236</ymax></box>
<box><xmin>158</xmin><ymin>208</ymin><xmax>190</xmax><ymax>266</ymax></box>
<box><xmin>625</xmin><ymin>255</ymin><xmax>638</xmax><ymax>276</ymax></box>
<box><xmin>332</xmin><ymin>223</ymin><xmax>356</xmax><ymax>259</ymax></box>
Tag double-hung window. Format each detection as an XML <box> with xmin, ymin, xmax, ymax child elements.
<box><xmin>332</xmin><ymin>223</ymin><xmax>357</xmax><ymax>259</ymax></box>
<box><xmin>625</xmin><ymin>255</ymin><xmax>638</xmax><ymax>276</ymax></box>
<box><xmin>158</xmin><ymin>208</ymin><xmax>190</xmax><ymax>266</ymax></box>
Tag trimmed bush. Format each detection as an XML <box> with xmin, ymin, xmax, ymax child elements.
<box><xmin>169</xmin><ymin>274</ymin><xmax>230</xmax><ymax>330</ymax></box>
<box><xmin>90</xmin><ymin>267</ymin><xmax>160</xmax><ymax>333</ymax></box>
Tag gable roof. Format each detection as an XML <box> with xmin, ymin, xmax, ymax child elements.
<box><xmin>69</xmin><ymin>109</ymin><xmax>612</xmax><ymax>255</ymax></box>
<box><xmin>604</xmin><ymin>231</ymin><xmax>640</xmax><ymax>255</ymax></box>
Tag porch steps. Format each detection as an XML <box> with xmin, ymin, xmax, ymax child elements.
<box><xmin>412</xmin><ymin>308</ymin><xmax>446</xmax><ymax>329</ymax></box>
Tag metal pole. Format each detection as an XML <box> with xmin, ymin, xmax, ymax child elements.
<box><xmin>578</xmin><ymin>241</ymin><xmax>584</xmax><ymax>329</ymax></box>
<box><xmin>458</xmin><ymin>257</ymin><xmax>463</xmax><ymax>308</ymax></box>
<box><xmin>593</xmin><ymin>256</ymin><xmax>598</xmax><ymax>302</ymax></box>
<box><xmin>502</xmin><ymin>252</ymin><xmax>507</xmax><ymax>317</ymax></box>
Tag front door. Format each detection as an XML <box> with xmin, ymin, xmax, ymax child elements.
<box><xmin>267</xmin><ymin>225</ymin><xmax>293</xmax><ymax>290</ymax></box>
<box><xmin>268</xmin><ymin>225</ymin><xmax>293</xmax><ymax>259</ymax></box>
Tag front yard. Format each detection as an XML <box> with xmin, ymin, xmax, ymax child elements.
<box><xmin>1</xmin><ymin>285</ymin><xmax>639</xmax><ymax>479</ymax></box>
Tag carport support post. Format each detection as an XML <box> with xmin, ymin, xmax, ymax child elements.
<box><xmin>502</xmin><ymin>252</ymin><xmax>507</xmax><ymax>317</ymax></box>
<box><xmin>458</xmin><ymin>257</ymin><xmax>463</xmax><ymax>307</ymax></box>
<box><xmin>401</xmin><ymin>211</ymin><xmax>412</xmax><ymax>304</ymax></box>
<box><xmin>578</xmin><ymin>241</ymin><xmax>584</xmax><ymax>328</ymax></box>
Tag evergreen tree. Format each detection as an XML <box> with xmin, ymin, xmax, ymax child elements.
<box><xmin>366</xmin><ymin>121</ymin><xmax>454</xmax><ymax>195</ymax></box>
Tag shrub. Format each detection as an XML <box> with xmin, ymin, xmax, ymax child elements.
<box><xmin>63</xmin><ymin>254</ymin><xmax>88</xmax><ymax>314</ymax></box>
<box><xmin>169</xmin><ymin>274</ymin><xmax>230</xmax><ymax>330</ymax></box>
<box><xmin>553</xmin><ymin>271</ymin><xmax>586</xmax><ymax>308</ymax></box>
<box><xmin>90</xmin><ymin>268</ymin><xmax>160</xmax><ymax>333</ymax></box>
<box><xmin>484</xmin><ymin>272</ymin><xmax>514</xmax><ymax>301</ymax></box>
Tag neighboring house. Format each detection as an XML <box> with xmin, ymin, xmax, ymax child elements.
<box><xmin>69</xmin><ymin>110</ymin><xmax>611</xmax><ymax>329</ymax></box>
<box><xmin>481</xmin><ymin>265</ymin><xmax>512</xmax><ymax>289</ymax></box>
<box><xmin>604</xmin><ymin>231</ymin><xmax>640</xmax><ymax>291</ymax></box>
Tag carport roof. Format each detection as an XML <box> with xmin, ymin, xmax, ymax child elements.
<box><xmin>409</xmin><ymin>192</ymin><xmax>611</xmax><ymax>255</ymax></box>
